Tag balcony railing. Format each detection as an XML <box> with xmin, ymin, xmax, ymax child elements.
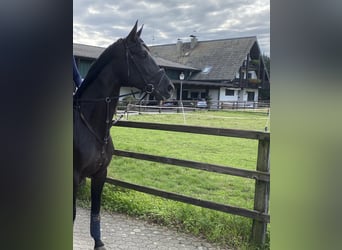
<box><xmin>231</xmin><ymin>79</ymin><xmax>263</xmax><ymax>89</ymax></box>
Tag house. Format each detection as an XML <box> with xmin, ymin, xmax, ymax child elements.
<box><xmin>73</xmin><ymin>36</ymin><xmax>270</xmax><ymax>108</ymax></box>
<box><xmin>149</xmin><ymin>36</ymin><xmax>270</xmax><ymax>107</ymax></box>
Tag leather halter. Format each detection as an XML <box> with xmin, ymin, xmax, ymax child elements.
<box><xmin>123</xmin><ymin>39</ymin><xmax>166</xmax><ymax>97</ymax></box>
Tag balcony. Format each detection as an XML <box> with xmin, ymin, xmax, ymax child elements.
<box><xmin>232</xmin><ymin>79</ymin><xmax>262</xmax><ymax>89</ymax></box>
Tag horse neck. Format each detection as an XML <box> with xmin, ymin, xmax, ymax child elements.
<box><xmin>78</xmin><ymin>62</ymin><xmax>122</xmax><ymax>139</ymax></box>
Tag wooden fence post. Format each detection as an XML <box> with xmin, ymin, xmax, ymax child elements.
<box><xmin>251</xmin><ymin>138</ymin><xmax>270</xmax><ymax>245</ymax></box>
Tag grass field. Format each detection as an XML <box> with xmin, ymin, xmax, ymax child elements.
<box><xmin>77</xmin><ymin>110</ymin><xmax>270</xmax><ymax>249</ymax></box>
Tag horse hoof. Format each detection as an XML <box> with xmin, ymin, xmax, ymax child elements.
<box><xmin>94</xmin><ymin>246</ymin><xmax>106</xmax><ymax>250</ymax></box>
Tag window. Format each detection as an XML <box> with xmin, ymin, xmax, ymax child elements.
<box><xmin>225</xmin><ymin>89</ymin><xmax>235</xmax><ymax>96</ymax></box>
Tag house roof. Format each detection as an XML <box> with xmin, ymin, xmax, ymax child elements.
<box><xmin>73</xmin><ymin>43</ymin><xmax>104</xmax><ymax>59</ymax></box>
<box><xmin>149</xmin><ymin>36</ymin><xmax>259</xmax><ymax>81</ymax></box>
<box><xmin>154</xmin><ymin>56</ymin><xmax>200</xmax><ymax>71</ymax></box>
<box><xmin>73</xmin><ymin>43</ymin><xmax>199</xmax><ymax>71</ymax></box>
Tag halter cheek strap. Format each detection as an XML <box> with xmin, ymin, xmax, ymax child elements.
<box><xmin>124</xmin><ymin>40</ymin><xmax>167</xmax><ymax>97</ymax></box>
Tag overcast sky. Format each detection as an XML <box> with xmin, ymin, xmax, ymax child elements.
<box><xmin>73</xmin><ymin>0</ymin><xmax>270</xmax><ymax>56</ymax></box>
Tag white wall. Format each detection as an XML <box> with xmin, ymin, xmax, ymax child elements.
<box><xmin>218</xmin><ymin>87</ymin><xmax>259</xmax><ymax>102</ymax></box>
<box><xmin>251</xmin><ymin>89</ymin><xmax>259</xmax><ymax>101</ymax></box>
<box><xmin>208</xmin><ymin>89</ymin><xmax>219</xmax><ymax>101</ymax></box>
<box><xmin>239</xmin><ymin>89</ymin><xmax>258</xmax><ymax>102</ymax></box>
<box><xmin>248</xmin><ymin>71</ymin><xmax>258</xmax><ymax>79</ymax></box>
<box><xmin>219</xmin><ymin>87</ymin><xmax>239</xmax><ymax>101</ymax></box>
<box><xmin>235</xmin><ymin>70</ymin><xmax>258</xmax><ymax>80</ymax></box>
<box><xmin>120</xmin><ymin>86</ymin><xmax>258</xmax><ymax>103</ymax></box>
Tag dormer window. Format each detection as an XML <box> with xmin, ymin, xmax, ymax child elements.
<box><xmin>202</xmin><ymin>66</ymin><xmax>212</xmax><ymax>74</ymax></box>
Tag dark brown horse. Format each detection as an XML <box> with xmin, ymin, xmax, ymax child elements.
<box><xmin>73</xmin><ymin>22</ymin><xmax>174</xmax><ymax>250</ymax></box>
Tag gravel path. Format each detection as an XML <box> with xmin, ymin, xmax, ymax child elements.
<box><xmin>73</xmin><ymin>207</ymin><xmax>229</xmax><ymax>250</ymax></box>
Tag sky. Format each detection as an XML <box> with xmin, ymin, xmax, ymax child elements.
<box><xmin>73</xmin><ymin>0</ymin><xmax>270</xmax><ymax>56</ymax></box>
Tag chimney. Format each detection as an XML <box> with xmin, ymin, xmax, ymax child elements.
<box><xmin>190</xmin><ymin>35</ymin><xmax>198</xmax><ymax>49</ymax></box>
<box><xmin>176</xmin><ymin>38</ymin><xmax>183</xmax><ymax>56</ymax></box>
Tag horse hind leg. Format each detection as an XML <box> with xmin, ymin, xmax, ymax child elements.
<box><xmin>90</xmin><ymin>168</ymin><xmax>107</xmax><ymax>250</ymax></box>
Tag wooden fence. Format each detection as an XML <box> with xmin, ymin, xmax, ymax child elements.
<box><xmin>117</xmin><ymin>100</ymin><xmax>270</xmax><ymax>113</ymax></box>
<box><xmin>106</xmin><ymin>120</ymin><xmax>270</xmax><ymax>246</ymax></box>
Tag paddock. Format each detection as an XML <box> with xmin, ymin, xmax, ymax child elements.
<box><xmin>77</xmin><ymin>111</ymin><xmax>270</xmax><ymax>248</ymax></box>
<box><xmin>105</xmin><ymin>114</ymin><xmax>270</xmax><ymax>247</ymax></box>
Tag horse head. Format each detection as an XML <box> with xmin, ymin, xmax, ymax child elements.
<box><xmin>123</xmin><ymin>21</ymin><xmax>174</xmax><ymax>101</ymax></box>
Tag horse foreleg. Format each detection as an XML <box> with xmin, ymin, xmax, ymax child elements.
<box><xmin>90</xmin><ymin>168</ymin><xmax>107</xmax><ymax>250</ymax></box>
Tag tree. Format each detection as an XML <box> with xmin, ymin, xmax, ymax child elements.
<box><xmin>262</xmin><ymin>54</ymin><xmax>270</xmax><ymax>76</ymax></box>
<box><xmin>258</xmin><ymin>54</ymin><xmax>270</xmax><ymax>101</ymax></box>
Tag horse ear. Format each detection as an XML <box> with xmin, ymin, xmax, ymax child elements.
<box><xmin>127</xmin><ymin>20</ymin><xmax>138</xmax><ymax>41</ymax></box>
<box><xmin>137</xmin><ymin>24</ymin><xmax>144</xmax><ymax>38</ymax></box>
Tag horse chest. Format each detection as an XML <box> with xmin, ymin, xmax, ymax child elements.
<box><xmin>74</xmin><ymin>131</ymin><xmax>114</xmax><ymax>177</ymax></box>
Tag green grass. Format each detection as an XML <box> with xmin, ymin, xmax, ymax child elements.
<box><xmin>119</xmin><ymin>109</ymin><xmax>270</xmax><ymax>131</ymax></box>
<box><xmin>77</xmin><ymin>110</ymin><xmax>270</xmax><ymax>249</ymax></box>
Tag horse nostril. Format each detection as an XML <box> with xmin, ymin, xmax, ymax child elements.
<box><xmin>168</xmin><ymin>85</ymin><xmax>174</xmax><ymax>92</ymax></box>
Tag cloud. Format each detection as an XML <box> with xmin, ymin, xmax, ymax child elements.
<box><xmin>73</xmin><ymin>0</ymin><xmax>270</xmax><ymax>55</ymax></box>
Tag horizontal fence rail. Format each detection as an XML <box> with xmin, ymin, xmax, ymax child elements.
<box><xmin>114</xmin><ymin>121</ymin><xmax>270</xmax><ymax>141</ymax></box>
<box><xmin>105</xmin><ymin>177</ymin><xmax>270</xmax><ymax>223</ymax></box>
<box><xmin>110</xmin><ymin>121</ymin><xmax>270</xmax><ymax>246</ymax></box>
<box><xmin>114</xmin><ymin>149</ymin><xmax>269</xmax><ymax>182</ymax></box>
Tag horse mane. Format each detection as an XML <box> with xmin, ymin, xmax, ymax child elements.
<box><xmin>74</xmin><ymin>39</ymin><xmax>124</xmax><ymax>97</ymax></box>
